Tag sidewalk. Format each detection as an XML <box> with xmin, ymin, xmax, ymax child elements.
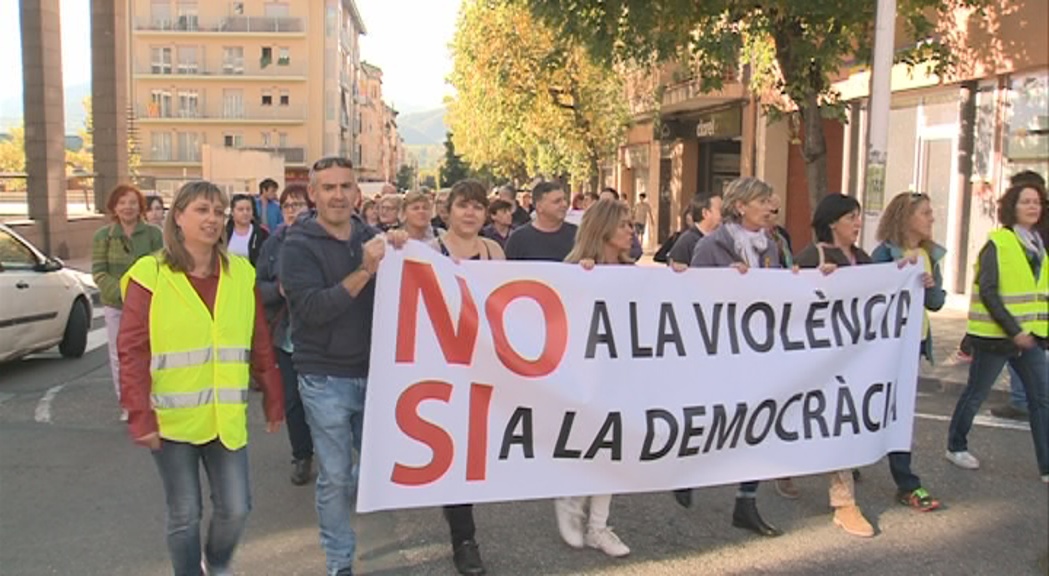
<box><xmin>920</xmin><ymin>301</ymin><xmax>1011</xmax><ymax>399</ymax></box>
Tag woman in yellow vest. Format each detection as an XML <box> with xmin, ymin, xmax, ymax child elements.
<box><xmin>118</xmin><ymin>181</ymin><xmax>285</xmax><ymax>576</ymax></box>
<box><xmin>946</xmin><ymin>182</ymin><xmax>1048</xmax><ymax>483</ymax></box>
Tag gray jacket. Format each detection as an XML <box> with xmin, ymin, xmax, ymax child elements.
<box><xmin>689</xmin><ymin>224</ymin><xmax>783</xmax><ymax>269</ymax></box>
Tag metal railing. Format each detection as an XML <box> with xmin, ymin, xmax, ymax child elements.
<box><xmin>141</xmin><ymin>149</ymin><xmax>202</xmax><ymax>163</ymax></box>
<box><xmin>135</xmin><ymin>16</ymin><xmax>304</xmax><ymax>33</ymax></box>
<box><xmin>136</xmin><ymin>103</ymin><xmax>306</xmax><ymax>122</ymax></box>
<box><xmin>134</xmin><ymin>61</ymin><xmax>307</xmax><ymax>77</ymax></box>
<box><xmin>243</xmin><ymin>147</ymin><xmax>306</xmax><ymax>164</ymax></box>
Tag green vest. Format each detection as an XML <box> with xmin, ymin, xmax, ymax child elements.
<box><xmin>967</xmin><ymin>229</ymin><xmax>1048</xmax><ymax>339</ymax></box>
<box><xmin>122</xmin><ymin>254</ymin><xmax>256</xmax><ymax>449</ymax></box>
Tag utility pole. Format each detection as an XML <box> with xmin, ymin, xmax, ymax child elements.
<box><xmin>862</xmin><ymin>0</ymin><xmax>896</xmax><ymax>247</ymax></box>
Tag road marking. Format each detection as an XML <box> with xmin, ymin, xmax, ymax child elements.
<box><xmin>85</xmin><ymin>326</ymin><xmax>109</xmax><ymax>354</ymax></box>
<box><xmin>34</xmin><ymin>385</ymin><xmax>66</xmax><ymax>423</ymax></box>
<box><xmin>92</xmin><ymin>306</ymin><xmax>104</xmax><ymax>320</ymax></box>
<box><xmin>916</xmin><ymin>411</ymin><xmax>1030</xmax><ymax>432</ymax></box>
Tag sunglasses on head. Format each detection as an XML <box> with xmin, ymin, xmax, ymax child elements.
<box><xmin>310</xmin><ymin>156</ymin><xmax>354</xmax><ymax>172</ymax></box>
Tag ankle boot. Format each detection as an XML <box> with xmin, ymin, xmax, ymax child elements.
<box><xmin>732</xmin><ymin>497</ymin><xmax>783</xmax><ymax>537</ymax></box>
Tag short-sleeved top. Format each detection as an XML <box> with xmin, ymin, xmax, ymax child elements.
<box><xmin>504</xmin><ymin>222</ymin><xmax>577</xmax><ymax>262</ymax></box>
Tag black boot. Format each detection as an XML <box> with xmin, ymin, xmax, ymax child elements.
<box><xmin>673</xmin><ymin>488</ymin><xmax>692</xmax><ymax>508</ymax></box>
<box><xmin>452</xmin><ymin>540</ymin><xmax>486</xmax><ymax>575</ymax></box>
<box><xmin>290</xmin><ymin>456</ymin><xmax>313</xmax><ymax>486</ymax></box>
<box><xmin>732</xmin><ymin>497</ymin><xmax>783</xmax><ymax>537</ymax></box>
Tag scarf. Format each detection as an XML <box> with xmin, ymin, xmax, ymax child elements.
<box><xmin>725</xmin><ymin>222</ymin><xmax>769</xmax><ymax>267</ymax></box>
<box><xmin>1015</xmin><ymin>225</ymin><xmax>1045</xmax><ymax>275</ymax></box>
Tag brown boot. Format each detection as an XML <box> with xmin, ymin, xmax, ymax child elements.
<box><xmin>833</xmin><ymin>505</ymin><xmax>875</xmax><ymax>538</ymax></box>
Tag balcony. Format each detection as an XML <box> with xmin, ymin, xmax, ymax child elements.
<box><xmin>136</xmin><ymin>104</ymin><xmax>306</xmax><ymax>124</ymax></box>
<box><xmin>134</xmin><ymin>62</ymin><xmax>307</xmax><ymax>80</ymax></box>
<box><xmin>135</xmin><ymin>16</ymin><xmax>304</xmax><ymax>34</ymax></box>
<box><xmin>243</xmin><ymin>147</ymin><xmax>307</xmax><ymax>165</ymax></box>
<box><xmin>141</xmin><ymin>149</ymin><xmax>202</xmax><ymax>164</ymax></box>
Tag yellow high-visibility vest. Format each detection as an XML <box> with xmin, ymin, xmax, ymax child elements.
<box><xmin>967</xmin><ymin>228</ymin><xmax>1048</xmax><ymax>339</ymax></box>
<box><xmin>122</xmin><ymin>254</ymin><xmax>256</xmax><ymax>449</ymax></box>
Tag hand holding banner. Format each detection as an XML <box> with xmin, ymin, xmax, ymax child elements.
<box><xmin>358</xmin><ymin>242</ymin><xmax>925</xmax><ymax>512</ymax></box>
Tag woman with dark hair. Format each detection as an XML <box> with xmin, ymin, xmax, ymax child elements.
<box><xmin>146</xmin><ymin>195</ymin><xmax>166</xmax><ymax>227</ymax></box>
<box><xmin>92</xmin><ymin>184</ymin><xmax>163</xmax><ymax>421</ymax></box>
<box><xmin>256</xmin><ymin>184</ymin><xmax>314</xmax><ymax>486</ymax></box>
<box><xmin>429</xmin><ymin>179</ymin><xmax>501</xmax><ymax>576</ymax></box>
<box><xmin>947</xmin><ymin>182</ymin><xmax>1048</xmax><ymax>483</ymax></box>
<box><xmin>776</xmin><ymin>194</ymin><xmax>875</xmax><ymax>537</ymax></box>
<box><xmin>225</xmin><ymin>193</ymin><xmax>269</xmax><ymax>266</ymax></box>
<box><xmin>870</xmin><ymin>191</ymin><xmax>944</xmax><ymax>512</ymax></box>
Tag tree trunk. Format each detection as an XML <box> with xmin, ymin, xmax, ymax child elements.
<box><xmin>800</xmin><ymin>92</ymin><xmax>828</xmax><ymax>213</ymax></box>
<box><xmin>588</xmin><ymin>154</ymin><xmax>600</xmax><ymax>193</ymax></box>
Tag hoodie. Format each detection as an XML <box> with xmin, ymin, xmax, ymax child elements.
<box><xmin>279</xmin><ymin>213</ymin><xmax>378</xmax><ymax>378</ymax></box>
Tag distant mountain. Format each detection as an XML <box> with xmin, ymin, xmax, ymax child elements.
<box><xmin>0</xmin><ymin>82</ymin><xmax>92</xmax><ymax>132</ymax></box>
<box><xmin>398</xmin><ymin>107</ymin><xmax>447</xmax><ymax>146</ymax></box>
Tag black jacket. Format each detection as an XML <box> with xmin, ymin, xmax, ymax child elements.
<box><xmin>794</xmin><ymin>243</ymin><xmax>873</xmax><ymax>268</ymax></box>
<box><xmin>255</xmin><ymin>224</ymin><xmax>290</xmax><ymax>347</ymax></box>
<box><xmin>279</xmin><ymin>213</ymin><xmax>379</xmax><ymax>377</ymax></box>
<box><xmin>225</xmin><ymin>220</ymin><xmax>269</xmax><ymax>266</ymax></box>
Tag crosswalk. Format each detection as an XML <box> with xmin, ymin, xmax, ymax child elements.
<box><xmin>85</xmin><ymin>302</ymin><xmax>108</xmax><ymax>354</ymax></box>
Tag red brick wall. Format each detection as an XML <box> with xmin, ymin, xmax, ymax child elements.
<box><xmin>785</xmin><ymin>119</ymin><xmax>844</xmax><ymax>249</ymax></box>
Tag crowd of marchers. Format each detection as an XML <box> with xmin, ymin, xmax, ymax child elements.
<box><xmin>88</xmin><ymin>156</ymin><xmax>1048</xmax><ymax>576</ymax></box>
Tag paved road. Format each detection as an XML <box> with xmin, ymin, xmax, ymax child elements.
<box><xmin>2</xmin><ymin>341</ymin><xmax>1047</xmax><ymax>575</ymax></box>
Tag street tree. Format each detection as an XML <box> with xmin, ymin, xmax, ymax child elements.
<box><xmin>439</xmin><ymin>131</ymin><xmax>473</xmax><ymax>187</ymax></box>
<box><xmin>448</xmin><ymin>0</ymin><xmax>628</xmax><ymax>192</ymax></box>
<box><xmin>522</xmin><ymin>0</ymin><xmax>986</xmax><ymax>210</ymax></box>
<box><xmin>0</xmin><ymin>126</ymin><xmax>26</xmax><ymax>190</ymax></box>
<box><xmin>67</xmin><ymin>97</ymin><xmax>143</xmax><ymax>187</ymax></box>
<box><xmin>396</xmin><ymin>163</ymin><xmax>416</xmax><ymax>191</ymax></box>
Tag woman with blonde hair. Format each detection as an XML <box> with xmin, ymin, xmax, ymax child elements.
<box><xmin>870</xmin><ymin>191</ymin><xmax>944</xmax><ymax>512</ymax></box>
<box><xmin>553</xmin><ymin>198</ymin><xmax>635</xmax><ymax>558</ymax></box>
<box><xmin>119</xmin><ymin>180</ymin><xmax>284</xmax><ymax>576</ymax></box>
<box><xmin>683</xmin><ymin>176</ymin><xmax>784</xmax><ymax>538</ymax></box>
<box><xmin>92</xmin><ymin>183</ymin><xmax>163</xmax><ymax>421</ymax></box>
<box><xmin>400</xmin><ymin>189</ymin><xmax>438</xmax><ymax>241</ymax></box>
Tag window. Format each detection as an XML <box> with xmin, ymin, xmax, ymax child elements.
<box><xmin>176</xmin><ymin>46</ymin><xmax>198</xmax><ymax>74</ymax></box>
<box><xmin>261</xmin><ymin>89</ymin><xmax>273</xmax><ymax>106</ymax></box>
<box><xmin>176</xmin><ymin>1</ymin><xmax>199</xmax><ymax>31</ymax></box>
<box><xmin>278</xmin><ymin>132</ymin><xmax>288</xmax><ymax>147</ymax></box>
<box><xmin>264</xmin><ymin>2</ymin><xmax>290</xmax><ymax>18</ymax></box>
<box><xmin>224</xmin><ymin>133</ymin><xmax>244</xmax><ymax>148</ymax></box>
<box><xmin>151</xmin><ymin>131</ymin><xmax>173</xmax><ymax>160</ymax></box>
<box><xmin>0</xmin><ymin>230</ymin><xmax>39</xmax><ymax>270</ymax></box>
<box><xmin>223</xmin><ymin>89</ymin><xmax>244</xmax><ymax>118</ymax></box>
<box><xmin>222</xmin><ymin>47</ymin><xmax>244</xmax><ymax>75</ymax></box>
<box><xmin>177</xmin><ymin>132</ymin><xmax>201</xmax><ymax>161</ymax></box>
<box><xmin>231</xmin><ymin>1</ymin><xmax>244</xmax><ymax>15</ymax></box>
<box><xmin>261</xmin><ymin>46</ymin><xmax>273</xmax><ymax>68</ymax></box>
<box><xmin>279</xmin><ymin>90</ymin><xmax>289</xmax><ymax>106</ymax></box>
<box><xmin>177</xmin><ymin>90</ymin><xmax>199</xmax><ymax>118</ymax></box>
<box><xmin>150</xmin><ymin>0</ymin><xmax>172</xmax><ymax>29</ymax></box>
<box><xmin>150</xmin><ymin>47</ymin><xmax>172</xmax><ymax>74</ymax></box>
<box><xmin>278</xmin><ymin>47</ymin><xmax>290</xmax><ymax>66</ymax></box>
<box><xmin>150</xmin><ymin>89</ymin><xmax>173</xmax><ymax>117</ymax></box>
<box><xmin>1003</xmin><ymin>71</ymin><xmax>1049</xmax><ymax>183</ymax></box>
<box><xmin>261</xmin><ymin>132</ymin><xmax>272</xmax><ymax>146</ymax></box>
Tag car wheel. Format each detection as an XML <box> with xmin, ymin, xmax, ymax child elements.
<box><xmin>59</xmin><ymin>298</ymin><xmax>90</xmax><ymax>358</ymax></box>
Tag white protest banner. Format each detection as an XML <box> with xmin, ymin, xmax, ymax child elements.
<box><xmin>358</xmin><ymin>241</ymin><xmax>926</xmax><ymax>513</ymax></box>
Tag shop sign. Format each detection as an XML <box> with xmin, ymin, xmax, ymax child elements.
<box><xmin>695</xmin><ymin>108</ymin><xmax>742</xmax><ymax>140</ymax></box>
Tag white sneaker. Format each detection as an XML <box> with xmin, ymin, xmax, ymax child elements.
<box><xmin>945</xmin><ymin>450</ymin><xmax>980</xmax><ymax>470</ymax></box>
<box><xmin>585</xmin><ymin>526</ymin><xmax>630</xmax><ymax>558</ymax></box>
<box><xmin>119</xmin><ymin>409</ymin><xmax>128</xmax><ymax>422</ymax></box>
<box><xmin>554</xmin><ymin>498</ymin><xmax>585</xmax><ymax>548</ymax></box>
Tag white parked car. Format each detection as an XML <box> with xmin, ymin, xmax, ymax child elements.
<box><xmin>0</xmin><ymin>224</ymin><xmax>93</xmax><ymax>363</ymax></box>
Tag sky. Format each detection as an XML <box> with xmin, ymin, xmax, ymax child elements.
<box><xmin>0</xmin><ymin>0</ymin><xmax>458</xmax><ymax>127</ymax></box>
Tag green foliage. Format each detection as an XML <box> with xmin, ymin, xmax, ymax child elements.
<box><xmin>396</xmin><ymin>163</ymin><xmax>416</xmax><ymax>191</ymax></box>
<box><xmin>439</xmin><ymin>132</ymin><xmax>473</xmax><ymax>187</ymax></box>
<box><xmin>0</xmin><ymin>126</ymin><xmax>26</xmax><ymax>190</ymax></box>
<box><xmin>448</xmin><ymin>0</ymin><xmax>629</xmax><ymax>190</ymax></box>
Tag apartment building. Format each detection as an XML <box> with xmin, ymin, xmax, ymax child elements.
<box><xmin>130</xmin><ymin>0</ymin><xmax>366</xmax><ymax>195</ymax></box>
<box><xmin>357</xmin><ymin>62</ymin><xmax>403</xmax><ymax>183</ymax></box>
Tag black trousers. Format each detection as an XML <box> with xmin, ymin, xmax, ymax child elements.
<box><xmin>443</xmin><ymin>504</ymin><xmax>475</xmax><ymax>546</ymax></box>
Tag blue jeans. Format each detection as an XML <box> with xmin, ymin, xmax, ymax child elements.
<box><xmin>298</xmin><ymin>374</ymin><xmax>366</xmax><ymax>575</ymax></box>
<box><xmin>949</xmin><ymin>346</ymin><xmax>1049</xmax><ymax>475</ymax></box>
<box><xmin>276</xmin><ymin>349</ymin><xmax>313</xmax><ymax>460</ymax></box>
<box><xmin>152</xmin><ymin>439</ymin><xmax>251</xmax><ymax>576</ymax></box>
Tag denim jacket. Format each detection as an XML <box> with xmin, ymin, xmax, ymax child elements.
<box><xmin>871</xmin><ymin>241</ymin><xmax>947</xmax><ymax>362</ymax></box>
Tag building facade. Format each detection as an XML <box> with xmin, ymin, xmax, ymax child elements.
<box><xmin>357</xmin><ymin>62</ymin><xmax>403</xmax><ymax>184</ymax></box>
<box><xmin>611</xmin><ymin>2</ymin><xmax>1048</xmax><ymax>280</ymax></box>
<box><xmin>129</xmin><ymin>0</ymin><xmax>366</xmax><ymax>196</ymax></box>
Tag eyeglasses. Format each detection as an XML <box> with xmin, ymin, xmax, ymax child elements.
<box><xmin>910</xmin><ymin>192</ymin><xmax>929</xmax><ymax>201</ymax></box>
<box><xmin>281</xmin><ymin>201</ymin><xmax>307</xmax><ymax>211</ymax></box>
<box><xmin>310</xmin><ymin>156</ymin><xmax>354</xmax><ymax>172</ymax></box>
